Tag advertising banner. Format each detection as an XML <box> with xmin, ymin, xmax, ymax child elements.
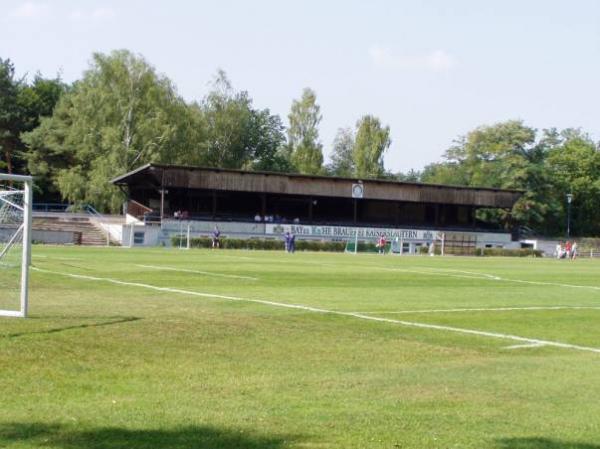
<box><xmin>265</xmin><ymin>223</ymin><xmax>443</xmax><ymax>241</ymax></box>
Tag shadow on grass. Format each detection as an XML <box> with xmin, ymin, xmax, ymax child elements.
<box><xmin>497</xmin><ymin>438</ymin><xmax>600</xmax><ymax>449</ymax></box>
<box><xmin>2</xmin><ymin>317</ymin><xmax>141</xmax><ymax>339</ymax></box>
<box><xmin>0</xmin><ymin>422</ymin><xmax>297</xmax><ymax>449</ymax></box>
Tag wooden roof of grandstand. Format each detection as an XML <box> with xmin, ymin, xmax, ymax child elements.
<box><xmin>112</xmin><ymin>164</ymin><xmax>522</xmax><ymax>208</ymax></box>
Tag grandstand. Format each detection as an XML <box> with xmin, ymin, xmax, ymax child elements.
<box><xmin>112</xmin><ymin>164</ymin><xmax>522</xmax><ymax>251</ymax></box>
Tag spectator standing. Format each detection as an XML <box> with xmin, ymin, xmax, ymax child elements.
<box><xmin>555</xmin><ymin>242</ymin><xmax>562</xmax><ymax>259</ymax></box>
<box><xmin>289</xmin><ymin>233</ymin><xmax>296</xmax><ymax>253</ymax></box>
<box><xmin>284</xmin><ymin>232</ymin><xmax>291</xmax><ymax>252</ymax></box>
<box><xmin>571</xmin><ymin>241</ymin><xmax>578</xmax><ymax>260</ymax></box>
<box><xmin>565</xmin><ymin>241</ymin><xmax>572</xmax><ymax>259</ymax></box>
<box><xmin>378</xmin><ymin>235</ymin><xmax>386</xmax><ymax>254</ymax></box>
<box><xmin>212</xmin><ymin>226</ymin><xmax>221</xmax><ymax>249</ymax></box>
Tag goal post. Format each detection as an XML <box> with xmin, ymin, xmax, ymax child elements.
<box><xmin>0</xmin><ymin>173</ymin><xmax>32</xmax><ymax>318</ymax></box>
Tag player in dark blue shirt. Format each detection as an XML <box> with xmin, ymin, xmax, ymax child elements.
<box><xmin>212</xmin><ymin>226</ymin><xmax>221</xmax><ymax>249</ymax></box>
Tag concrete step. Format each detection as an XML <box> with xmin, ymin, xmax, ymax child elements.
<box><xmin>33</xmin><ymin>217</ymin><xmax>115</xmax><ymax>246</ymax></box>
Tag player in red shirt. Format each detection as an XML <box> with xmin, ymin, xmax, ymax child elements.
<box><xmin>378</xmin><ymin>235</ymin><xmax>386</xmax><ymax>254</ymax></box>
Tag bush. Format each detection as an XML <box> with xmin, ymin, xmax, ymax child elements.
<box><xmin>170</xmin><ymin>236</ymin><xmax>346</xmax><ymax>252</ymax></box>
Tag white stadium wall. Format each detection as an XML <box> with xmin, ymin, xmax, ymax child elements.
<box><xmin>124</xmin><ymin>219</ymin><xmax>513</xmax><ymax>249</ymax></box>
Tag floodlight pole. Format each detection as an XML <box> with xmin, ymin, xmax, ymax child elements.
<box><xmin>566</xmin><ymin>193</ymin><xmax>573</xmax><ymax>238</ymax></box>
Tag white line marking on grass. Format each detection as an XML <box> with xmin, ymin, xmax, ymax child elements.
<box><xmin>361</xmin><ymin>265</ymin><xmax>505</xmax><ymax>281</ymax></box>
<box><xmin>214</xmin><ymin>255</ymin><xmax>256</xmax><ymax>261</ymax></box>
<box><xmin>33</xmin><ymin>255</ymin><xmax>83</xmax><ymax>261</ymax></box>
<box><xmin>135</xmin><ymin>264</ymin><xmax>258</xmax><ymax>281</ymax></box>
<box><xmin>412</xmin><ymin>267</ymin><xmax>501</xmax><ymax>280</ymax></box>
<box><xmin>354</xmin><ymin>263</ymin><xmax>600</xmax><ymax>292</ymax></box>
<box><xmin>32</xmin><ymin>267</ymin><xmax>600</xmax><ymax>355</ymax></box>
<box><xmin>353</xmin><ymin>306</ymin><xmax>600</xmax><ymax>314</ymax></box>
<box><xmin>505</xmin><ymin>342</ymin><xmax>547</xmax><ymax>350</ymax></box>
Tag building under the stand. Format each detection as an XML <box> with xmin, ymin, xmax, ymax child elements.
<box><xmin>111</xmin><ymin>164</ymin><xmax>522</xmax><ymax>252</ymax></box>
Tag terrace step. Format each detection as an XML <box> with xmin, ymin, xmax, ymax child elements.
<box><xmin>33</xmin><ymin>216</ymin><xmax>117</xmax><ymax>246</ymax></box>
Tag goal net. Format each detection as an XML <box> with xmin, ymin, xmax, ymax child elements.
<box><xmin>344</xmin><ymin>234</ymin><xmax>392</xmax><ymax>254</ymax></box>
<box><xmin>0</xmin><ymin>174</ymin><xmax>32</xmax><ymax>318</ymax></box>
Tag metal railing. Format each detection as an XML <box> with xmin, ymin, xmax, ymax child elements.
<box><xmin>33</xmin><ymin>203</ymin><xmax>118</xmax><ymax>246</ymax></box>
<box><xmin>32</xmin><ymin>203</ymin><xmax>70</xmax><ymax>212</ymax></box>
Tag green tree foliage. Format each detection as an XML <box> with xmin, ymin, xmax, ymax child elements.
<box><xmin>395</xmin><ymin>169</ymin><xmax>421</xmax><ymax>182</ymax></box>
<box><xmin>22</xmin><ymin>50</ymin><xmax>197</xmax><ymax>211</ymax></box>
<box><xmin>0</xmin><ymin>58</ymin><xmax>22</xmax><ymax>174</ymax></box>
<box><xmin>545</xmin><ymin>129</ymin><xmax>600</xmax><ymax>235</ymax></box>
<box><xmin>287</xmin><ymin>88</ymin><xmax>324</xmax><ymax>174</ymax></box>
<box><xmin>245</xmin><ymin>109</ymin><xmax>290</xmax><ymax>172</ymax></box>
<box><xmin>201</xmin><ymin>70</ymin><xmax>253</xmax><ymax>168</ymax></box>
<box><xmin>201</xmin><ymin>70</ymin><xmax>288</xmax><ymax>172</ymax></box>
<box><xmin>0</xmin><ymin>58</ymin><xmax>65</xmax><ymax>176</ymax></box>
<box><xmin>353</xmin><ymin>115</ymin><xmax>391</xmax><ymax>178</ymax></box>
<box><xmin>328</xmin><ymin>127</ymin><xmax>355</xmax><ymax>176</ymax></box>
<box><xmin>421</xmin><ymin>120</ymin><xmax>565</xmax><ymax>233</ymax></box>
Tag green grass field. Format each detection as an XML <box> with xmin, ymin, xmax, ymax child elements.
<box><xmin>1</xmin><ymin>246</ymin><xmax>600</xmax><ymax>449</ymax></box>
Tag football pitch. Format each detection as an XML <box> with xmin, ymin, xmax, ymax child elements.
<box><xmin>2</xmin><ymin>246</ymin><xmax>600</xmax><ymax>449</ymax></box>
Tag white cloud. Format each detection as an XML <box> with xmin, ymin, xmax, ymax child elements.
<box><xmin>68</xmin><ymin>7</ymin><xmax>116</xmax><ymax>21</ymax></box>
<box><xmin>91</xmin><ymin>7</ymin><xmax>116</xmax><ymax>20</ymax></box>
<box><xmin>426</xmin><ymin>50</ymin><xmax>456</xmax><ymax>72</ymax></box>
<box><xmin>69</xmin><ymin>9</ymin><xmax>84</xmax><ymax>21</ymax></box>
<box><xmin>369</xmin><ymin>45</ymin><xmax>457</xmax><ymax>72</ymax></box>
<box><xmin>10</xmin><ymin>1</ymin><xmax>49</xmax><ymax>19</ymax></box>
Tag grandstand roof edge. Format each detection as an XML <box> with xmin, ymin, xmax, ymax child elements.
<box><xmin>111</xmin><ymin>163</ymin><xmax>523</xmax><ymax>195</ymax></box>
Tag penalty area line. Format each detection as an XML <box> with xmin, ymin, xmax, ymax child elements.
<box><xmin>31</xmin><ymin>267</ymin><xmax>600</xmax><ymax>355</ymax></box>
<box><xmin>134</xmin><ymin>264</ymin><xmax>258</xmax><ymax>281</ymax></box>
<box><xmin>352</xmin><ymin>306</ymin><xmax>600</xmax><ymax>314</ymax></box>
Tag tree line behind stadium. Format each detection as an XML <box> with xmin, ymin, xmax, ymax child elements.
<box><xmin>1</xmin><ymin>50</ymin><xmax>597</xmax><ymax>236</ymax></box>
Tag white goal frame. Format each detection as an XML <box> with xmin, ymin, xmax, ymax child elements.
<box><xmin>0</xmin><ymin>173</ymin><xmax>32</xmax><ymax>318</ymax></box>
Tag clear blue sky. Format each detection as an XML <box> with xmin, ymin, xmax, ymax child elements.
<box><xmin>2</xmin><ymin>0</ymin><xmax>599</xmax><ymax>172</ymax></box>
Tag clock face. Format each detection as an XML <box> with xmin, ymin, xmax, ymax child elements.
<box><xmin>352</xmin><ymin>184</ymin><xmax>364</xmax><ymax>198</ymax></box>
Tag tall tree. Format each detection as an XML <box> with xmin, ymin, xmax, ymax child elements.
<box><xmin>200</xmin><ymin>70</ymin><xmax>290</xmax><ymax>172</ymax></box>
<box><xmin>0</xmin><ymin>58</ymin><xmax>24</xmax><ymax>174</ymax></box>
<box><xmin>201</xmin><ymin>70</ymin><xmax>254</xmax><ymax>168</ymax></box>
<box><xmin>17</xmin><ymin>74</ymin><xmax>67</xmax><ymax>199</ymax></box>
<box><xmin>545</xmin><ymin>129</ymin><xmax>600</xmax><ymax>235</ymax></box>
<box><xmin>22</xmin><ymin>50</ymin><xmax>196</xmax><ymax>211</ymax></box>
<box><xmin>245</xmin><ymin>108</ymin><xmax>290</xmax><ymax>172</ymax></box>
<box><xmin>0</xmin><ymin>58</ymin><xmax>66</xmax><ymax>182</ymax></box>
<box><xmin>353</xmin><ymin>115</ymin><xmax>391</xmax><ymax>178</ymax></box>
<box><xmin>422</xmin><ymin>120</ymin><xmax>560</xmax><ymax>231</ymax></box>
<box><xmin>287</xmin><ymin>88</ymin><xmax>323</xmax><ymax>174</ymax></box>
<box><xmin>328</xmin><ymin>127</ymin><xmax>355</xmax><ymax>176</ymax></box>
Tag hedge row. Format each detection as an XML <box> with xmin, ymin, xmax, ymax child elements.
<box><xmin>475</xmin><ymin>248</ymin><xmax>543</xmax><ymax>257</ymax></box>
<box><xmin>344</xmin><ymin>242</ymin><xmax>390</xmax><ymax>253</ymax></box>
<box><xmin>171</xmin><ymin>236</ymin><xmax>346</xmax><ymax>252</ymax></box>
<box><xmin>418</xmin><ymin>246</ymin><xmax>543</xmax><ymax>257</ymax></box>
<box><xmin>171</xmin><ymin>236</ymin><xmax>543</xmax><ymax>257</ymax></box>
